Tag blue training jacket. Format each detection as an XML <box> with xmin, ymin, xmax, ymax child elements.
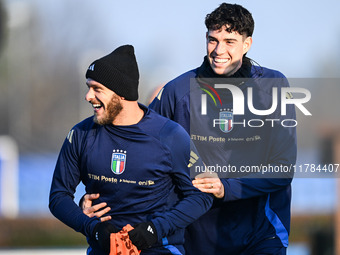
<box><xmin>149</xmin><ymin>64</ymin><xmax>297</xmax><ymax>254</ymax></box>
<box><xmin>49</xmin><ymin>104</ymin><xmax>213</xmax><ymax>255</ymax></box>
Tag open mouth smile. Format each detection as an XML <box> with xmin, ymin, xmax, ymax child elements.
<box><xmin>213</xmin><ymin>57</ymin><xmax>229</xmax><ymax>64</ymax></box>
<box><xmin>92</xmin><ymin>103</ymin><xmax>103</xmax><ymax>112</ymax></box>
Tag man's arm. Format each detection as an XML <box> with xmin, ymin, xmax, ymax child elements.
<box><xmin>49</xmin><ymin>126</ymin><xmax>100</xmax><ymax>237</ymax></box>
<box><xmin>149</xmin><ymin>121</ymin><xmax>213</xmax><ymax>240</ymax></box>
<box><xmin>193</xmin><ymin>123</ymin><xmax>295</xmax><ymax>201</ymax></box>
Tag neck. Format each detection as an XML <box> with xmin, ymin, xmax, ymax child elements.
<box><xmin>112</xmin><ymin>101</ymin><xmax>144</xmax><ymax>126</ymax></box>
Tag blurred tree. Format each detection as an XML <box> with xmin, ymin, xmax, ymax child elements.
<box><xmin>0</xmin><ymin>1</ymin><xmax>119</xmax><ymax>153</ymax></box>
<box><xmin>0</xmin><ymin>2</ymin><xmax>82</xmax><ymax>153</ymax></box>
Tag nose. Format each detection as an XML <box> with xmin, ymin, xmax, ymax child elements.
<box><xmin>85</xmin><ymin>87</ymin><xmax>94</xmax><ymax>102</ymax></box>
<box><xmin>214</xmin><ymin>42</ymin><xmax>226</xmax><ymax>55</ymax></box>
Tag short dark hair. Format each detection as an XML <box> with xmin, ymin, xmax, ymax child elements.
<box><xmin>205</xmin><ymin>3</ymin><xmax>254</xmax><ymax>37</ymax></box>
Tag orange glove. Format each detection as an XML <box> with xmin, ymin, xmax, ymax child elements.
<box><xmin>110</xmin><ymin>224</ymin><xmax>140</xmax><ymax>255</ymax></box>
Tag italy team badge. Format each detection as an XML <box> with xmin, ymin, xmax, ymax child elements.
<box><xmin>111</xmin><ymin>150</ymin><xmax>127</xmax><ymax>175</ymax></box>
<box><xmin>219</xmin><ymin>110</ymin><xmax>233</xmax><ymax>133</ymax></box>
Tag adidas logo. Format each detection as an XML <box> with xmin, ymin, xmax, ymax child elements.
<box><xmin>147</xmin><ymin>225</ymin><xmax>154</xmax><ymax>234</ymax></box>
<box><xmin>88</xmin><ymin>64</ymin><xmax>95</xmax><ymax>71</ymax></box>
<box><xmin>188</xmin><ymin>150</ymin><xmax>199</xmax><ymax>167</ymax></box>
<box><xmin>67</xmin><ymin>129</ymin><xmax>74</xmax><ymax>144</ymax></box>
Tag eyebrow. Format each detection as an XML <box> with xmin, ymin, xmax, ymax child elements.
<box><xmin>86</xmin><ymin>82</ymin><xmax>100</xmax><ymax>89</ymax></box>
<box><xmin>207</xmin><ymin>35</ymin><xmax>238</xmax><ymax>42</ymax></box>
<box><xmin>225</xmin><ymin>38</ymin><xmax>238</xmax><ymax>42</ymax></box>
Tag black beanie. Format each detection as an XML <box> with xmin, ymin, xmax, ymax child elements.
<box><xmin>85</xmin><ymin>45</ymin><xmax>139</xmax><ymax>101</ymax></box>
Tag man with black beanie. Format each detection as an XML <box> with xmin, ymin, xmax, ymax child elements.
<box><xmin>49</xmin><ymin>45</ymin><xmax>213</xmax><ymax>255</ymax></box>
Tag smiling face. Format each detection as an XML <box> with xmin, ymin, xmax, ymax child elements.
<box><xmin>206</xmin><ymin>26</ymin><xmax>252</xmax><ymax>76</ymax></box>
<box><xmin>85</xmin><ymin>79</ymin><xmax>123</xmax><ymax>125</ymax></box>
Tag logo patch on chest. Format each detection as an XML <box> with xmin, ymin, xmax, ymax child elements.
<box><xmin>111</xmin><ymin>150</ymin><xmax>127</xmax><ymax>175</ymax></box>
<box><xmin>218</xmin><ymin>110</ymin><xmax>233</xmax><ymax>133</ymax></box>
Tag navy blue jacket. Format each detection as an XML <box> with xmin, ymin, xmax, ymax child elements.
<box><xmin>149</xmin><ymin>65</ymin><xmax>297</xmax><ymax>254</ymax></box>
<box><xmin>49</xmin><ymin>105</ymin><xmax>213</xmax><ymax>254</ymax></box>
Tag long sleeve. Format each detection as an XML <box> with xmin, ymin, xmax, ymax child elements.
<box><xmin>151</xmin><ymin>121</ymin><xmax>213</xmax><ymax>240</ymax></box>
<box><xmin>222</xmin><ymin>75</ymin><xmax>297</xmax><ymax>201</ymax></box>
<box><xmin>49</xmin><ymin>123</ymin><xmax>100</xmax><ymax>237</ymax></box>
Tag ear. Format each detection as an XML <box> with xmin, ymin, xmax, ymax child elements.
<box><xmin>243</xmin><ymin>36</ymin><xmax>253</xmax><ymax>54</ymax></box>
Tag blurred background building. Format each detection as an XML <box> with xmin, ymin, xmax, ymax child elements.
<box><xmin>0</xmin><ymin>0</ymin><xmax>340</xmax><ymax>254</ymax></box>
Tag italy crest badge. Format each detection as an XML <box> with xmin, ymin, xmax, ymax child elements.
<box><xmin>111</xmin><ymin>150</ymin><xmax>126</xmax><ymax>175</ymax></box>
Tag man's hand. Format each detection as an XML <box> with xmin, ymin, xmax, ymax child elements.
<box><xmin>128</xmin><ymin>222</ymin><xmax>158</xmax><ymax>250</ymax></box>
<box><xmin>192</xmin><ymin>177</ymin><xmax>225</xmax><ymax>199</ymax></box>
<box><xmin>93</xmin><ymin>221</ymin><xmax>119</xmax><ymax>253</ymax></box>
<box><xmin>81</xmin><ymin>193</ymin><xmax>112</xmax><ymax>222</ymax></box>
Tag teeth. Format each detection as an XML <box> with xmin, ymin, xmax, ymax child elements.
<box><xmin>214</xmin><ymin>58</ymin><xmax>228</xmax><ymax>63</ymax></box>
<box><xmin>92</xmin><ymin>104</ymin><xmax>101</xmax><ymax>108</ymax></box>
